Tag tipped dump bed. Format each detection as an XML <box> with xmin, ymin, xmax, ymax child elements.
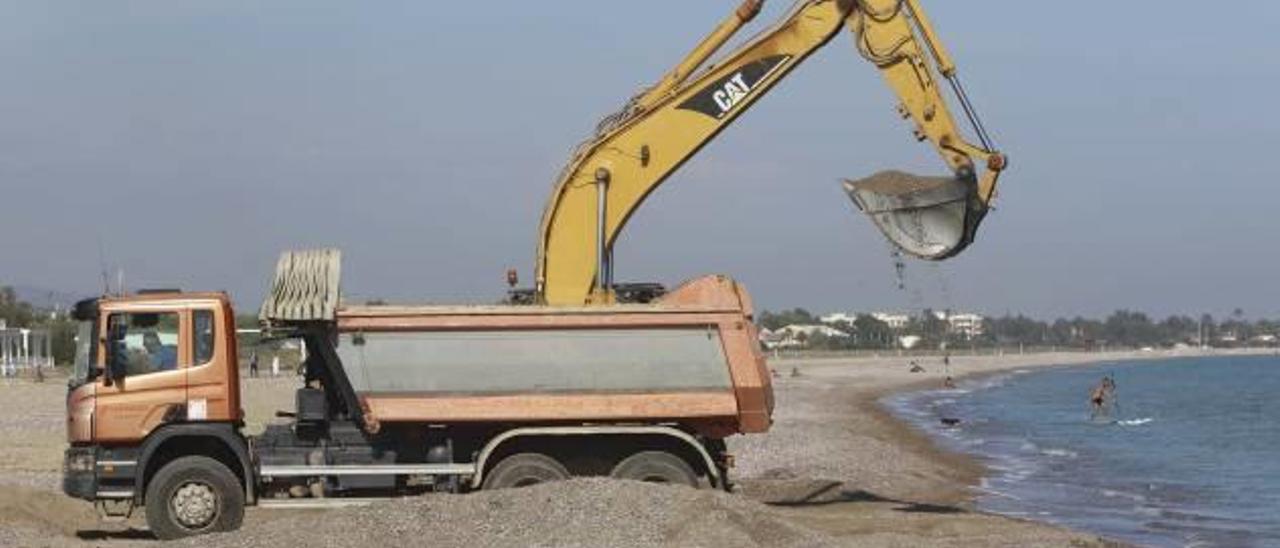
<box><xmin>331</xmin><ymin>275</ymin><xmax>773</xmax><ymax>438</ymax></box>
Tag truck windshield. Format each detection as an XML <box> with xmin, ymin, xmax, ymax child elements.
<box><xmin>69</xmin><ymin>321</ymin><xmax>94</xmax><ymax>389</ymax></box>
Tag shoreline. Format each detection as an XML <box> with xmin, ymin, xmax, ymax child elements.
<box><xmin>762</xmin><ymin>347</ymin><xmax>1272</xmax><ymax>543</ymax></box>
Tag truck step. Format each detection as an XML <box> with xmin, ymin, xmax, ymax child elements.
<box><xmin>95</xmin><ymin>498</ymin><xmax>135</xmax><ymax>522</ymax></box>
<box><xmin>258</xmin><ymin>497</ymin><xmax>388</xmax><ymax>510</ymax></box>
<box><xmin>258</xmin><ymin>463</ymin><xmax>475</xmax><ymax>478</ymax></box>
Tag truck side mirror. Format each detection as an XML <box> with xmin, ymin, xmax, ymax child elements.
<box><xmin>105</xmin><ymin>323</ymin><xmax>129</xmax><ymax>383</ymax></box>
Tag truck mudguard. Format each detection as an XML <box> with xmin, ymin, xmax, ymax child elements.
<box><xmin>136</xmin><ymin>423</ymin><xmax>254</xmax><ymax>502</ymax></box>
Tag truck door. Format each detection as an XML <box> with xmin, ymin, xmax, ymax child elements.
<box><xmin>93</xmin><ymin>309</ymin><xmax>190</xmax><ymax>442</ymax></box>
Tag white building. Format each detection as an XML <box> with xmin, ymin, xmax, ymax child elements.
<box><xmin>945</xmin><ymin>313</ymin><xmax>985</xmax><ymax>339</ymax></box>
<box><xmin>779</xmin><ymin>324</ymin><xmax>850</xmax><ymax>338</ymax></box>
<box><xmin>871</xmin><ymin>312</ymin><xmax>911</xmax><ymax>330</ymax></box>
<box><xmin>819</xmin><ymin>312</ymin><xmax>857</xmax><ymax>325</ymax></box>
<box><xmin>0</xmin><ymin>327</ymin><xmax>53</xmax><ymax>376</ymax></box>
<box><xmin>821</xmin><ymin>310</ymin><xmax>986</xmax><ymax>339</ymax></box>
<box><xmin>760</xmin><ymin>324</ymin><xmax>850</xmax><ymax>349</ymax></box>
<box><xmin>758</xmin><ymin>328</ymin><xmax>801</xmax><ymax>350</ymax></box>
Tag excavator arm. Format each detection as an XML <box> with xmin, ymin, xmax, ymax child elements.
<box><xmin>535</xmin><ymin>0</ymin><xmax>1005</xmax><ymax>305</ymax></box>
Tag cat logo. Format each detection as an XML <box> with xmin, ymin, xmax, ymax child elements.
<box><xmin>677</xmin><ymin>54</ymin><xmax>791</xmax><ymax>120</ymax></box>
<box><xmin>712</xmin><ymin>73</ymin><xmax>752</xmax><ymax>115</ymax></box>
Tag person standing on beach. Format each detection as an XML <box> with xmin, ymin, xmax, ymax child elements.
<box><xmin>249</xmin><ymin>351</ymin><xmax>259</xmax><ymax>378</ymax></box>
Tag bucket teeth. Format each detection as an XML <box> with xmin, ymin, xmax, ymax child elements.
<box><xmin>843</xmin><ymin>170</ymin><xmax>986</xmax><ymax>260</ymax></box>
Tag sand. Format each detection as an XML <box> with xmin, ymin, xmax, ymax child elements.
<box><xmin>1</xmin><ymin>348</ymin><xmax>1259</xmax><ymax>546</ymax></box>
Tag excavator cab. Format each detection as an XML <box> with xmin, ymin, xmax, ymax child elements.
<box><xmin>843</xmin><ymin>169</ymin><xmax>987</xmax><ymax>260</ymax></box>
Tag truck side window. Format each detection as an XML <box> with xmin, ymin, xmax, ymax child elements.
<box><xmin>193</xmin><ymin>310</ymin><xmax>216</xmax><ymax>365</ymax></box>
<box><xmin>110</xmin><ymin>312</ymin><xmax>181</xmax><ymax>376</ymax></box>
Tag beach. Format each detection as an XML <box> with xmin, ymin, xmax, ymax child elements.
<box><xmin>2</xmin><ymin>348</ymin><xmax>1263</xmax><ymax>546</ymax></box>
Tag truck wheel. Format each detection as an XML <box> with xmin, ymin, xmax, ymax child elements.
<box><xmin>144</xmin><ymin>456</ymin><xmax>244</xmax><ymax>540</ymax></box>
<box><xmin>610</xmin><ymin>451</ymin><xmax>698</xmax><ymax>487</ymax></box>
<box><xmin>482</xmin><ymin>453</ymin><xmax>570</xmax><ymax>489</ymax></box>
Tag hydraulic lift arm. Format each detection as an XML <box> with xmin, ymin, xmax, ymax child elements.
<box><xmin>535</xmin><ymin>0</ymin><xmax>1006</xmax><ymax>305</ymax></box>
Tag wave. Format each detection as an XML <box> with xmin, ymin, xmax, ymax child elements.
<box><xmin>1116</xmin><ymin>417</ymin><xmax>1153</xmax><ymax>426</ymax></box>
<box><xmin>1100</xmin><ymin>488</ymin><xmax>1147</xmax><ymax>503</ymax></box>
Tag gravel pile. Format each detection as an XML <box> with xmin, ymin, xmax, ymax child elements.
<box><xmin>183</xmin><ymin>478</ymin><xmax>836</xmax><ymax>548</ymax></box>
<box><xmin>0</xmin><ymin>484</ymin><xmax>102</xmax><ymax>547</ymax></box>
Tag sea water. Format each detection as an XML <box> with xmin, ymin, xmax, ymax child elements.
<box><xmin>887</xmin><ymin>354</ymin><xmax>1280</xmax><ymax>547</ymax></box>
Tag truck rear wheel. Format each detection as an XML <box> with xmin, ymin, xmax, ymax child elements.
<box><xmin>144</xmin><ymin>455</ymin><xmax>244</xmax><ymax>540</ymax></box>
<box><xmin>610</xmin><ymin>451</ymin><xmax>698</xmax><ymax>487</ymax></box>
<box><xmin>482</xmin><ymin>452</ymin><xmax>570</xmax><ymax>489</ymax></box>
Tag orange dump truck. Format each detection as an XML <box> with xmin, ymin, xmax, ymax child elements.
<box><xmin>63</xmin><ymin>251</ymin><xmax>773</xmax><ymax>539</ymax></box>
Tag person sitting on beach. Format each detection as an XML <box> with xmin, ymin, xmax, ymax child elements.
<box><xmin>908</xmin><ymin>360</ymin><xmax>925</xmax><ymax>373</ymax></box>
<box><xmin>943</xmin><ymin>376</ymin><xmax>956</xmax><ymax>389</ymax></box>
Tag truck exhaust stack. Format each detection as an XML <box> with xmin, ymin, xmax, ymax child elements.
<box><xmin>842</xmin><ymin>170</ymin><xmax>989</xmax><ymax>260</ymax></box>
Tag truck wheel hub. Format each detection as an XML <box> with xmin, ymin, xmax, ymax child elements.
<box><xmin>171</xmin><ymin>481</ymin><xmax>218</xmax><ymax>529</ymax></box>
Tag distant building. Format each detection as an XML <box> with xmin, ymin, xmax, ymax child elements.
<box><xmin>758</xmin><ymin>328</ymin><xmax>802</xmax><ymax>350</ymax></box>
<box><xmin>757</xmin><ymin>328</ymin><xmax>787</xmax><ymax>350</ymax></box>
<box><xmin>946</xmin><ymin>313</ymin><xmax>985</xmax><ymax>339</ymax></box>
<box><xmin>820</xmin><ymin>310</ymin><xmax>985</xmax><ymax>339</ymax></box>
<box><xmin>871</xmin><ymin>312</ymin><xmax>910</xmax><ymax>330</ymax></box>
<box><xmin>926</xmin><ymin>310</ymin><xmax>985</xmax><ymax>340</ymax></box>
<box><xmin>819</xmin><ymin>312</ymin><xmax>857</xmax><ymax>325</ymax></box>
<box><xmin>760</xmin><ymin>324</ymin><xmax>850</xmax><ymax>349</ymax></box>
<box><xmin>779</xmin><ymin>324</ymin><xmax>850</xmax><ymax>339</ymax></box>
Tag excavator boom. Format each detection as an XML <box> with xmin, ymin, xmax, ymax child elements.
<box><xmin>536</xmin><ymin>0</ymin><xmax>1005</xmax><ymax>305</ymax></box>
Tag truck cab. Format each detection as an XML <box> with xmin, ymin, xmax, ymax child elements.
<box><xmin>63</xmin><ymin>291</ymin><xmax>252</xmax><ymax>537</ymax></box>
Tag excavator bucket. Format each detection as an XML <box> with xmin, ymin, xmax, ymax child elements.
<box><xmin>843</xmin><ymin>170</ymin><xmax>988</xmax><ymax>260</ymax></box>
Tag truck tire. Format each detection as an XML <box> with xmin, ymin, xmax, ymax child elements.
<box><xmin>144</xmin><ymin>456</ymin><xmax>244</xmax><ymax>540</ymax></box>
<box><xmin>482</xmin><ymin>452</ymin><xmax>570</xmax><ymax>490</ymax></box>
<box><xmin>610</xmin><ymin>451</ymin><xmax>698</xmax><ymax>487</ymax></box>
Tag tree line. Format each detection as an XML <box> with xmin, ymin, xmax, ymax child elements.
<box><xmin>5</xmin><ymin>284</ymin><xmax>1277</xmax><ymax>363</ymax></box>
<box><xmin>759</xmin><ymin>307</ymin><xmax>1279</xmax><ymax>351</ymax></box>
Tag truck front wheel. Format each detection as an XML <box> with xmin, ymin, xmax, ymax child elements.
<box><xmin>610</xmin><ymin>451</ymin><xmax>698</xmax><ymax>487</ymax></box>
<box><xmin>482</xmin><ymin>452</ymin><xmax>570</xmax><ymax>489</ymax></box>
<box><xmin>144</xmin><ymin>456</ymin><xmax>244</xmax><ymax>540</ymax></box>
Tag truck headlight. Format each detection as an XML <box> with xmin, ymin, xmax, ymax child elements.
<box><xmin>66</xmin><ymin>451</ymin><xmax>95</xmax><ymax>473</ymax></box>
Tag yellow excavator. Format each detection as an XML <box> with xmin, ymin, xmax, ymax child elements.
<box><xmin>533</xmin><ymin>0</ymin><xmax>1007</xmax><ymax>306</ymax></box>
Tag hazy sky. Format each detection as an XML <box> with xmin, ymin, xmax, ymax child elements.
<box><xmin>1</xmin><ymin>2</ymin><xmax>1277</xmax><ymax>319</ymax></box>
